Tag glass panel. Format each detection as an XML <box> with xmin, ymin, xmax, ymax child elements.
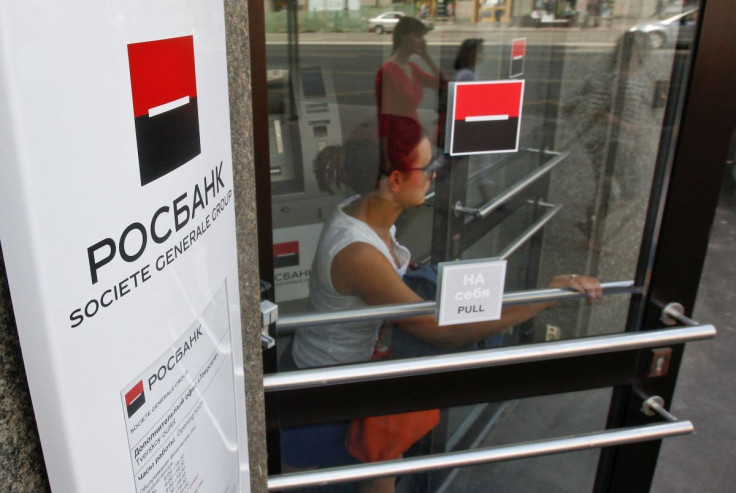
<box><xmin>264</xmin><ymin>1</ymin><xmax>701</xmax><ymax>372</ymax></box>
<box><xmin>278</xmin><ymin>389</ymin><xmax>612</xmax><ymax>492</ymax></box>
<box><xmin>432</xmin><ymin>390</ymin><xmax>611</xmax><ymax>492</ymax></box>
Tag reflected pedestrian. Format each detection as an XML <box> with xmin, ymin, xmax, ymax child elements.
<box><xmin>375</xmin><ymin>16</ymin><xmax>446</xmax><ymax>145</ymax></box>
<box><xmin>454</xmin><ymin>38</ymin><xmax>484</xmax><ymax>81</ymax></box>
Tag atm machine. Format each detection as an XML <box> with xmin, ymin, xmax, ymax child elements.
<box><xmin>268</xmin><ymin>64</ymin><xmax>344</xmax><ymax>312</ymax></box>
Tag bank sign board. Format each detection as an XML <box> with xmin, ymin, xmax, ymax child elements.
<box><xmin>0</xmin><ymin>2</ymin><xmax>250</xmax><ymax>492</ymax></box>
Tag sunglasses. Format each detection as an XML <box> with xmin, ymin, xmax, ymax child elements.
<box><xmin>404</xmin><ymin>156</ymin><xmax>447</xmax><ymax>178</ymax></box>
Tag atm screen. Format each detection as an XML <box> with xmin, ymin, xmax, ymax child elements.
<box><xmin>300</xmin><ymin>67</ymin><xmax>326</xmax><ymax>98</ymax></box>
<box><xmin>313</xmin><ymin>125</ymin><xmax>327</xmax><ymax>139</ymax></box>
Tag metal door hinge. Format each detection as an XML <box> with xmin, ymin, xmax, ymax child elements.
<box><xmin>261</xmin><ymin>300</ymin><xmax>278</xmax><ymax>350</ymax></box>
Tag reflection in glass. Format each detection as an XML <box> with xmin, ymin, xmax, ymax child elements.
<box><xmin>263</xmin><ymin>2</ymin><xmax>698</xmax><ymax>489</ymax></box>
<box><xmin>278</xmin><ymin>389</ymin><xmax>612</xmax><ymax>492</ymax></box>
<box><xmin>436</xmin><ymin>389</ymin><xmax>611</xmax><ymax>492</ymax></box>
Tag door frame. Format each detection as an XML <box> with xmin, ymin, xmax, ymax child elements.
<box><xmin>248</xmin><ymin>0</ymin><xmax>736</xmax><ymax>489</ymax></box>
<box><xmin>595</xmin><ymin>0</ymin><xmax>736</xmax><ymax>489</ymax></box>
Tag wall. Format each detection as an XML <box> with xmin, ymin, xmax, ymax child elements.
<box><xmin>226</xmin><ymin>0</ymin><xmax>269</xmax><ymax>490</ymax></box>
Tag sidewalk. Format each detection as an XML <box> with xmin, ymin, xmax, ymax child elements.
<box><xmin>651</xmin><ymin>180</ymin><xmax>736</xmax><ymax>492</ymax></box>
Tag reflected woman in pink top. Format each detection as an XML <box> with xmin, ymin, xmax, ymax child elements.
<box><xmin>375</xmin><ymin>16</ymin><xmax>445</xmax><ymax>147</ymax></box>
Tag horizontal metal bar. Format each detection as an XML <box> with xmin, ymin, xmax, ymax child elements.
<box><xmin>498</xmin><ymin>202</ymin><xmax>562</xmax><ymax>260</ymax></box>
<box><xmin>454</xmin><ymin>151</ymin><xmax>569</xmax><ymax>219</ymax></box>
<box><xmin>476</xmin><ymin>151</ymin><xmax>568</xmax><ymax>219</ymax></box>
<box><xmin>267</xmin><ymin>421</ymin><xmax>693</xmax><ymax>491</ymax></box>
<box><xmin>276</xmin><ymin>300</ymin><xmax>436</xmax><ymax>334</ymax></box>
<box><xmin>466</xmin><ymin>147</ymin><xmax>563</xmax><ymax>183</ymax></box>
<box><xmin>264</xmin><ymin>324</ymin><xmax>715</xmax><ymax>391</ymax></box>
<box><xmin>522</xmin><ymin>147</ymin><xmax>564</xmax><ymax>156</ymax></box>
<box><xmin>275</xmin><ymin>281</ymin><xmax>638</xmax><ymax>334</ymax></box>
<box><xmin>502</xmin><ymin>280</ymin><xmax>638</xmax><ymax>305</ymax></box>
<box><xmin>454</xmin><ymin>202</ymin><xmax>479</xmax><ymax>216</ymax></box>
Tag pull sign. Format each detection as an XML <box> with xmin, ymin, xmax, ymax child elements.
<box><xmin>510</xmin><ymin>38</ymin><xmax>526</xmax><ymax>78</ymax></box>
<box><xmin>436</xmin><ymin>260</ymin><xmax>507</xmax><ymax>326</ymax></box>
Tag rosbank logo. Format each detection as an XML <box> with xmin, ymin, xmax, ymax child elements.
<box><xmin>125</xmin><ymin>380</ymin><xmax>146</xmax><ymax>418</ymax></box>
<box><xmin>274</xmin><ymin>241</ymin><xmax>300</xmax><ymax>269</ymax></box>
<box><xmin>128</xmin><ymin>35</ymin><xmax>201</xmax><ymax>186</ymax></box>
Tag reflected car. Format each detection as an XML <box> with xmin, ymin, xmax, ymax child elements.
<box><xmin>367</xmin><ymin>11</ymin><xmax>433</xmax><ymax>34</ymax></box>
<box><xmin>628</xmin><ymin>9</ymin><xmax>698</xmax><ymax>49</ymax></box>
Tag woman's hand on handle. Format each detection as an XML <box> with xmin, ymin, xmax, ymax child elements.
<box><xmin>548</xmin><ymin>274</ymin><xmax>603</xmax><ymax>303</ymax></box>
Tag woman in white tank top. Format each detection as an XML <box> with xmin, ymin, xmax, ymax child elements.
<box><xmin>286</xmin><ymin>117</ymin><xmax>602</xmax><ymax>493</ymax></box>
<box><xmin>294</xmin><ymin>118</ymin><xmax>602</xmax><ymax>369</ymax></box>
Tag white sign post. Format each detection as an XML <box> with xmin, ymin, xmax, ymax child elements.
<box><xmin>437</xmin><ymin>260</ymin><xmax>507</xmax><ymax>326</ymax></box>
<box><xmin>0</xmin><ymin>2</ymin><xmax>250</xmax><ymax>492</ymax></box>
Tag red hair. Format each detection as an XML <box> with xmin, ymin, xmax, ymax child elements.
<box><xmin>380</xmin><ymin>116</ymin><xmax>423</xmax><ymax>174</ymax></box>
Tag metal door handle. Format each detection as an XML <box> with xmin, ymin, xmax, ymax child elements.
<box><xmin>264</xmin><ymin>325</ymin><xmax>715</xmax><ymax>391</ymax></box>
<box><xmin>454</xmin><ymin>150</ymin><xmax>568</xmax><ymax>219</ymax></box>
<box><xmin>275</xmin><ymin>281</ymin><xmax>638</xmax><ymax>335</ymax></box>
<box><xmin>497</xmin><ymin>201</ymin><xmax>562</xmax><ymax>260</ymax></box>
<box><xmin>267</xmin><ymin>420</ymin><xmax>693</xmax><ymax>491</ymax></box>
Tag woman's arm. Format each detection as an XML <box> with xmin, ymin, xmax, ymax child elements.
<box><xmin>396</xmin><ymin>274</ymin><xmax>600</xmax><ymax>347</ymax></box>
<box><xmin>331</xmin><ymin>243</ymin><xmax>601</xmax><ymax>348</ymax></box>
<box><xmin>413</xmin><ymin>39</ymin><xmax>448</xmax><ymax>89</ymax></box>
<box><xmin>416</xmin><ymin>39</ymin><xmax>442</xmax><ymax>81</ymax></box>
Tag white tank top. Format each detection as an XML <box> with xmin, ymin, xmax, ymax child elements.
<box><xmin>292</xmin><ymin>196</ymin><xmax>410</xmax><ymax>368</ymax></box>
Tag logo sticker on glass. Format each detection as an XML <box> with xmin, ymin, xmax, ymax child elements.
<box><xmin>510</xmin><ymin>38</ymin><xmax>526</xmax><ymax>78</ymax></box>
<box><xmin>446</xmin><ymin>80</ymin><xmax>524</xmax><ymax>156</ymax></box>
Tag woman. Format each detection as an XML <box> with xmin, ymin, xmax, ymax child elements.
<box><xmin>454</xmin><ymin>38</ymin><xmax>484</xmax><ymax>82</ymax></box>
<box><xmin>285</xmin><ymin>119</ymin><xmax>601</xmax><ymax>493</ymax></box>
<box><xmin>375</xmin><ymin>16</ymin><xmax>444</xmax><ymax>142</ymax></box>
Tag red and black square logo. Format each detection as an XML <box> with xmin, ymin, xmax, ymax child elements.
<box><xmin>274</xmin><ymin>241</ymin><xmax>300</xmax><ymax>269</ymax></box>
<box><xmin>128</xmin><ymin>35</ymin><xmax>201</xmax><ymax>186</ymax></box>
<box><xmin>125</xmin><ymin>380</ymin><xmax>146</xmax><ymax>418</ymax></box>
<box><xmin>449</xmin><ymin>81</ymin><xmax>524</xmax><ymax>156</ymax></box>
<box><xmin>510</xmin><ymin>38</ymin><xmax>526</xmax><ymax>78</ymax></box>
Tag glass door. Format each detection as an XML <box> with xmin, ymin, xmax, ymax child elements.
<box><xmin>249</xmin><ymin>0</ymin><xmax>734</xmax><ymax>490</ymax></box>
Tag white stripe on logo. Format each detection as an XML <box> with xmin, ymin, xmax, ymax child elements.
<box><xmin>465</xmin><ymin>114</ymin><xmax>510</xmax><ymax>122</ymax></box>
<box><xmin>148</xmin><ymin>96</ymin><xmax>190</xmax><ymax>117</ymax></box>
